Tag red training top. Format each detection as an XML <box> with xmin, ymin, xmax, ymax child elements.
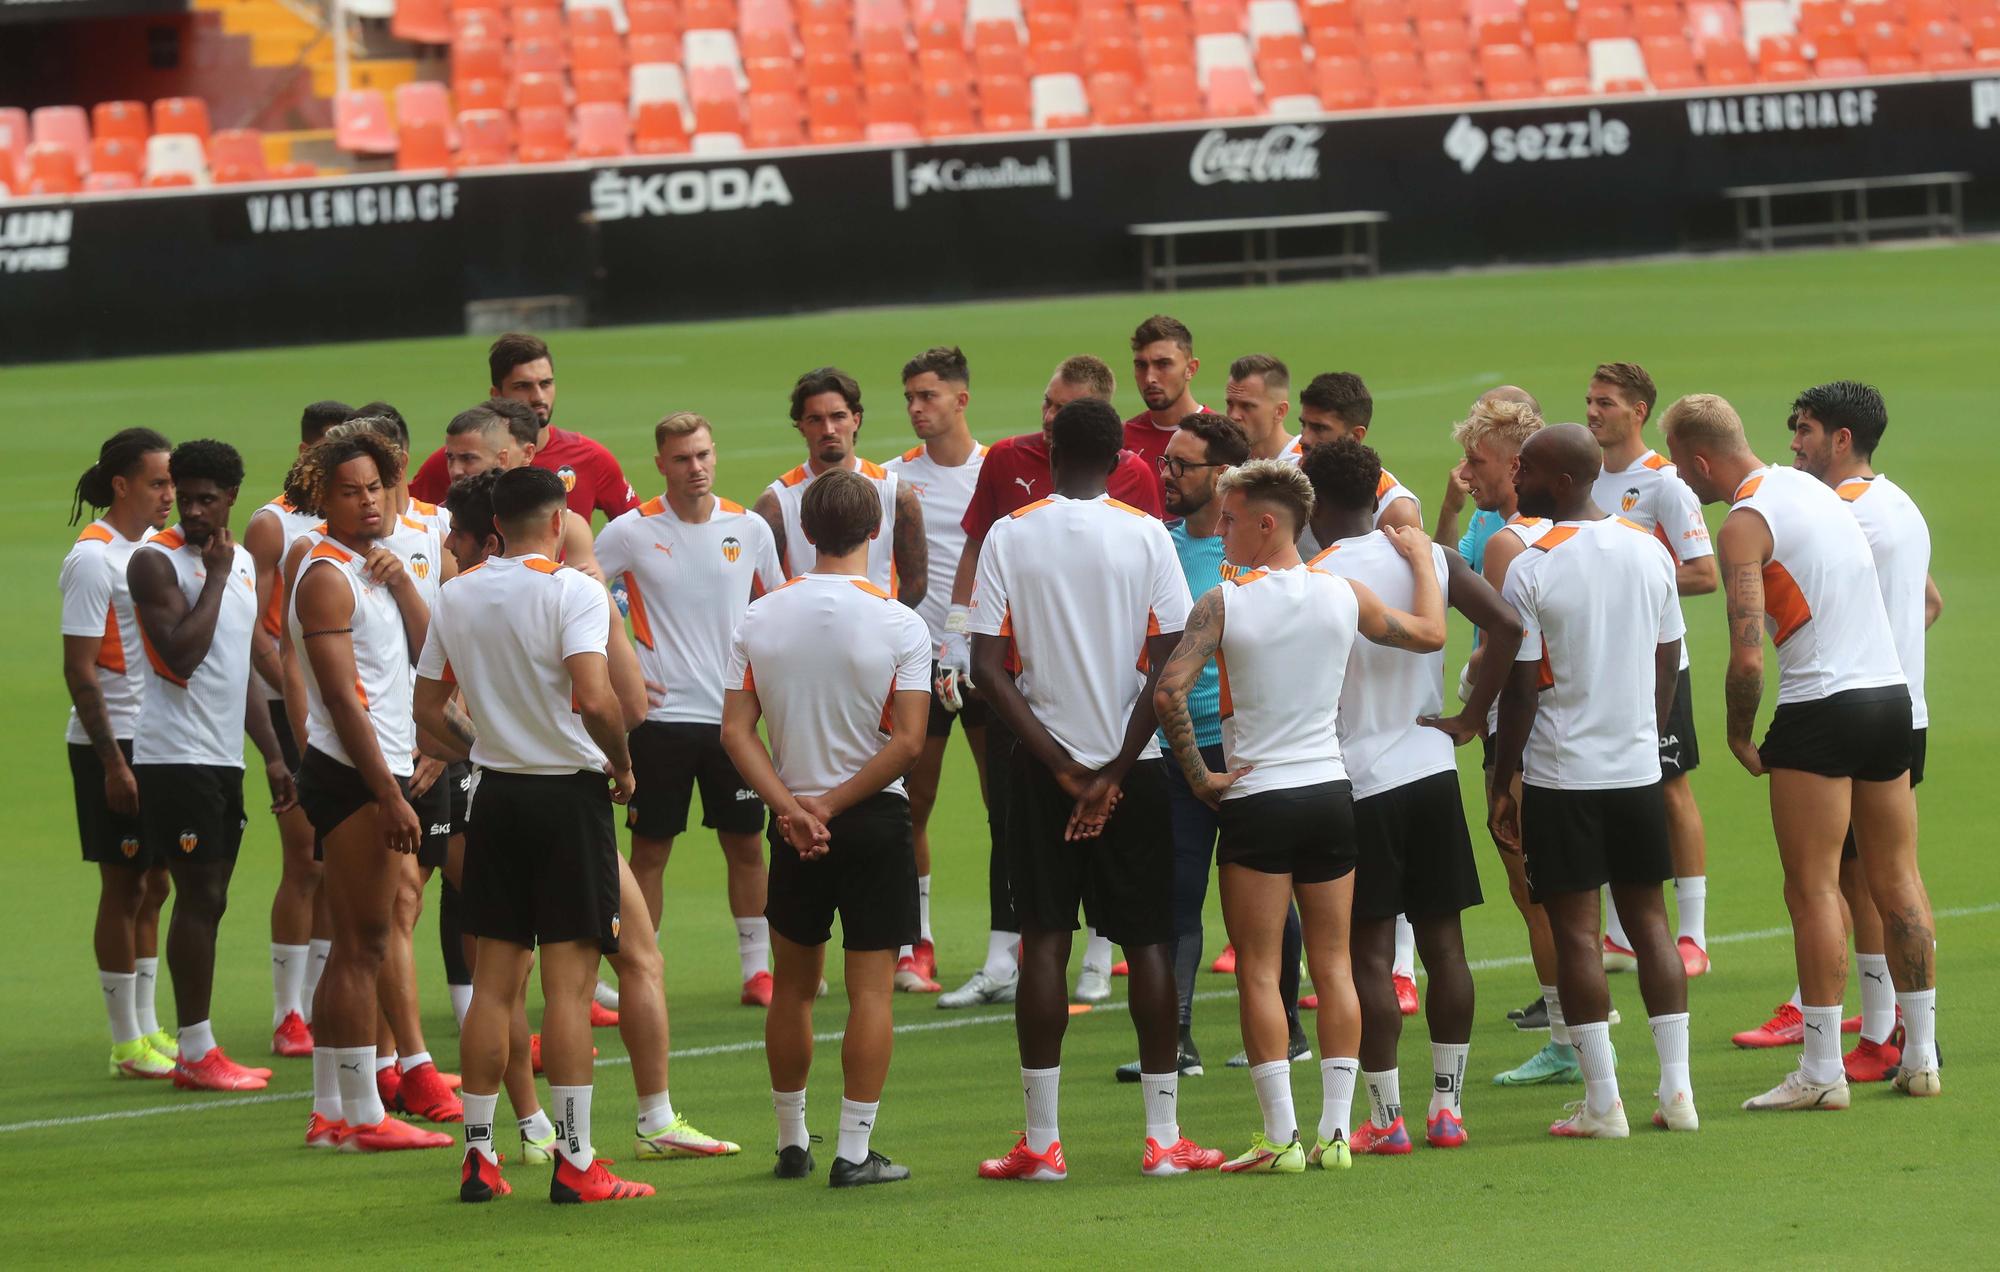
<box><xmin>960</xmin><ymin>431</ymin><xmax>1164</xmax><ymax>542</ymax></box>
<box><xmin>408</xmin><ymin>425</ymin><xmax>639</xmax><ymax>522</ymax></box>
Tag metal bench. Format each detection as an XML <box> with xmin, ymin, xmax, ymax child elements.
<box><xmin>1722</xmin><ymin>172</ymin><xmax>1971</xmax><ymax>251</ymax></box>
<box><xmin>1128</xmin><ymin>210</ymin><xmax>1387</xmax><ymax>291</ymax></box>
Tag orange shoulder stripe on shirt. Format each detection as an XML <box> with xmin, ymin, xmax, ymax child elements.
<box><xmin>1640</xmin><ymin>452</ymin><xmax>1669</xmax><ymax>471</ymax></box>
<box><xmin>1229</xmin><ymin>568</ymin><xmax>1270</xmax><ymax>586</ymax></box>
<box><xmin>457</xmin><ymin>563</ymin><xmax>484</xmax><ymax>576</ymax></box>
<box><xmin>900</xmin><ymin>444</ymin><xmax>926</xmax><ymax>462</ymax></box>
<box><xmin>851</xmin><ymin>578</ymin><xmax>892</xmax><ymax>600</ymax></box>
<box><xmin>639</xmin><ymin>496</ymin><xmax>667</xmax><ymax>517</ymax></box>
<box><xmin>521</xmin><ymin>557</ymin><xmax>563</xmax><ymax>575</ymax></box>
<box><xmin>1836</xmin><ymin>480</ymin><xmax>1870</xmax><ymax>503</ymax></box>
<box><xmin>779</xmin><ymin>465</ymin><xmax>811</xmax><ymax>488</ymax></box>
<box><xmin>152</xmin><ymin>528</ymin><xmax>186</xmax><ymax>551</ymax></box>
<box><xmin>308</xmin><ymin>540</ymin><xmax>353</xmax><ymax>563</ymax></box>
<box><xmin>1613</xmin><ymin>516</ymin><xmax>1646</xmax><ymax>533</ymax></box>
<box><xmin>1307</xmin><ymin>545</ymin><xmax>1339</xmax><ymax>566</ymax></box>
<box><xmin>398</xmin><ymin>515</ymin><xmax>425</xmax><ymax>531</ymax></box>
<box><xmin>1531</xmin><ymin>526</ymin><xmax>1580</xmax><ymax>551</ymax></box>
<box><xmin>410</xmin><ymin>498</ymin><xmax>438</xmax><ymax>515</ymax></box>
<box><xmin>77</xmin><ymin>524</ymin><xmax>114</xmax><ymax>544</ymax></box>
<box><xmin>1763</xmin><ymin>561</ymin><xmax>1813</xmax><ymax>646</ymax></box>
<box><xmin>1733</xmin><ymin>475</ymin><xmax>1764</xmax><ymax>503</ymax></box>
<box><xmin>1104</xmin><ymin>498</ymin><xmax>1149</xmax><ymax>517</ymax></box>
<box><xmin>718</xmin><ymin>497</ymin><xmax>745</xmax><ymax>514</ymax></box>
<box><xmin>622</xmin><ymin>572</ymin><xmax>655</xmax><ymax>650</ymax></box>
<box><xmin>1009</xmin><ymin>498</ymin><xmax>1054</xmax><ymax>519</ymax></box>
<box><xmin>858</xmin><ymin>458</ymin><xmax>888</xmax><ymax>480</ymax></box>
<box><xmin>1375</xmin><ymin>471</ymin><xmax>1396</xmax><ymax>498</ymax></box>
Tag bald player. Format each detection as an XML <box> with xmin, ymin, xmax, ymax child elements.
<box><xmin>1663</xmin><ymin>394</ymin><xmax>1939</xmax><ymax>1108</ymax></box>
<box><xmin>1489</xmin><ymin>424</ymin><xmax>1693</xmax><ymax>1139</ymax></box>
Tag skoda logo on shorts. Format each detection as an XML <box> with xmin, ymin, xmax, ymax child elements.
<box><xmin>1622</xmin><ymin>487</ymin><xmax>1641</xmax><ymax>512</ymax></box>
<box><xmin>410</xmin><ymin>551</ymin><xmax>431</xmax><ymax>580</ymax></box>
<box><xmin>557</xmin><ymin>465</ymin><xmax>578</xmax><ymax>493</ymax></box>
<box><xmin>721</xmin><ymin>536</ymin><xmax>742</xmax><ymax>564</ymax></box>
<box><xmin>178</xmin><ymin>829</ymin><xmax>199</xmax><ymax>854</ymax></box>
<box><xmin>119</xmin><ymin>836</ymin><xmax>140</xmax><ymax>859</ymax></box>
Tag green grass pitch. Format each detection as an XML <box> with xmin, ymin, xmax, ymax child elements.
<box><xmin>4</xmin><ymin>242</ymin><xmax>1995</xmax><ymax>1268</ymax></box>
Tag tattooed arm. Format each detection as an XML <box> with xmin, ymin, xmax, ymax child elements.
<box><xmin>1718</xmin><ymin>509</ymin><xmax>1774</xmax><ymax>776</ymax></box>
<box><xmin>893</xmin><ymin>481</ymin><xmax>929</xmax><ymax>611</ymax></box>
<box><xmin>1151</xmin><ymin>589</ymin><xmax>1245</xmax><ymax>809</ymax></box>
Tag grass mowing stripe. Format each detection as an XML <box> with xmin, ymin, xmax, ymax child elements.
<box><xmin>10</xmin><ymin>900</ymin><xmax>1989</xmax><ymax>1138</ymax></box>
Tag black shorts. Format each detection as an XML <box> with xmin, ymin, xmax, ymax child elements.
<box><xmin>463</xmin><ymin>768</ymin><xmax>622</xmax><ymax>953</ymax></box>
<box><xmin>298</xmin><ymin>746</ymin><xmax>420</xmax><ymax>861</ymax></box>
<box><xmin>1520</xmin><ymin>781</ymin><xmax>1672</xmax><ymax>903</ymax></box>
<box><xmin>413</xmin><ymin>768</ymin><xmax>453</xmax><ymax>869</ymax></box>
<box><xmin>626</xmin><ymin>721</ymin><xmax>764</xmax><ymax>839</ymax></box>
<box><xmin>1843</xmin><ymin>727</ymin><xmax>1928</xmax><ymax>861</ymax></box>
<box><xmin>1759</xmin><ymin>685</ymin><xmax>1913</xmax><ymax>781</ymax></box>
<box><xmin>1659</xmin><ymin>666</ymin><xmax>1701</xmax><ymax>777</ymax></box>
<box><xmin>1217</xmin><ymin>779</ymin><xmax>1357</xmax><ymax>887</ymax></box>
<box><xmin>268</xmin><ymin>698</ymin><xmax>302</xmax><ymax>774</ymax></box>
<box><xmin>135</xmin><ymin>762</ymin><xmax>247</xmax><ymax>865</ymax></box>
<box><xmin>925</xmin><ymin>661</ymin><xmax>992</xmax><ymax>738</ymax></box>
<box><xmin>71</xmin><ymin>741</ymin><xmax>153</xmax><ymax>868</ymax></box>
<box><xmin>1009</xmin><ymin>751</ymin><xmax>1173</xmax><ymax>948</ymax></box>
<box><xmin>447</xmin><ymin>761</ymin><xmax>472</xmax><ymax>829</ymax></box>
<box><xmin>765</xmin><ymin>792</ymin><xmax>917</xmax><ymax>951</ymax></box>
<box><xmin>1351</xmin><ymin>770</ymin><xmax>1483</xmax><ymax>921</ymax></box>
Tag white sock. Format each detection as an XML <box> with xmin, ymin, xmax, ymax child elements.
<box><xmin>335</xmin><ymin>1045</ymin><xmax>385</xmax><ymax>1126</ymax></box>
<box><xmin>1800</xmin><ymin>1004</ymin><xmax>1843</xmax><ymax>1083</ymax></box>
<box><xmin>898</xmin><ymin>943</ymin><xmax>914</xmax><ymax>961</ymax></box>
<box><xmin>636</xmin><ymin>1089</ymin><xmax>675</xmax><ymax>1137</ymax></box>
<box><xmin>836</xmin><ymin>1097</ymin><xmax>878</xmax><ymax>1165</ymax></box>
<box><xmin>1604</xmin><ymin>888</ymin><xmax>1632</xmax><ymax>951</ymax></box>
<box><xmin>1430</xmin><ymin>1042</ymin><xmax>1468</xmax><ymax>1117</ymax></box>
<box><xmin>1317</xmin><ymin>1057</ymin><xmax>1357</xmax><ymax>1144</ymax></box>
<box><xmin>518</xmin><ymin>1108</ymin><xmax>555</xmax><ymax>1142</ymax></box>
<box><xmin>304</xmin><ymin>939</ymin><xmax>331</xmax><ymax>1022</ymax></box>
<box><xmin>1673</xmin><ymin>876</ymin><xmax>1708</xmax><ymax>947</ymax></box>
<box><xmin>984</xmin><ymin>930</ymin><xmax>1021</xmax><ymax>981</ymax></box>
<box><xmin>1787</xmin><ymin>985</ymin><xmax>1803</xmax><ymax>1009</ymax></box>
<box><xmin>737</xmin><ymin>917</ymin><xmax>770</xmax><ymax>982</ymax></box>
<box><xmin>312</xmin><ymin>1047</ymin><xmax>342</xmax><ymax>1121</ymax></box>
<box><xmin>1570</xmin><ymin>1021</ymin><xmax>1620</xmax><ymax>1116</ymax></box>
<box><xmin>1022</xmin><ymin>1065</ymin><xmax>1061</xmax><ymax>1153</ymax></box>
<box><xmin>1895</xmin><ymin>988</ymin><xmax>1937</xmax><ymax>1070</ymax></box>
<box><xmin>1362</xmin><ymin>1067</ymin><xmax>1401</xmax><ymax>1129</ymax></box>
<box><xmin>133</xmin><ymin>957</ymin><xmax>160</xmax><ymax>1036</ymax></box>
<box><xmin>1648</xmin><ymin>1012</ymin><xmax>1692</xmax><ymax>1106</ymax></box>
<box><xmin>402</xmin><ymin>1050</ymin><xmax>431</xmax><ymax>1072</ymax></box>
<box><xmin>1082</xmin><ymin>928</ymin><xmax>1113</xmax><ymax>973</ymax></box>
<box><xmin>1392</xmin><ymin>915</ymin><xmax>1416</xmax><ymax>980</ymax></box>
<box><xmin>449</xmin><ymin>983</ymin><xmax>472</xmax><ymax>1029</ymax></box>
<box><xmin>178</xmin><ymin>1018</ymin><xmax>217</xmax><ymax>1062</ymax></box>
<box><xmin>463</xmin><ymin>1091</ymin><xmax>500</xmax><ymax>1163</ymax></box>
<box><xmin>101</xmin><ymin>970</ymin><xmax>140</xmax><ymax>1045</ymax></box>
<box><xmin>375</xmin><ymin>1052</ymin><xmax>398</xmax><ymax>1074</ymax></box>
<box><xmin>270</xmin><ymin>943</ymin><xmax>308</xmax><ymax>1026</ymax></box>
<box><xmin>551</xmin><ymin>1084</ymin><xmax>595</xmax><ymax>1169</ymax></box>
<box><xmin>594</xmin><ymin>978</ymin><xmax>620</xmax><ymax>1010</ymax></box>
<box><xmin>1139</xmin><ymin>1071</ymin><xmax>1179</xmax><ymax>1146</ymax></box>
<box><xmin>1250</xmin><ymin>1059</ymin><xmax>1296</xmax><ymax>1143</ymax></box>
<box><xmin>917</xmin><ymin>873</ymin><xmax>933</xmax><ymax>944</ymax></box>
<box><xmin>1857</xmin><ymin>953</ymin><xmax>1896</xmax><ymax>1044</ymax></box>
<box><xmin>772</xmin><ymin>1088</ymin><xmax>807</xmax><ymax>1152</ymax></box>
<box><xmin>1542</xmin><ymin>986</ymin><xmax>1570</xmax><ymax>1047</ymax></box>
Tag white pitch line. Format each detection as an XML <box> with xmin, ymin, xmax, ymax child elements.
<box><xmin>7</xmin><ymin>901</ymin><xmax>1993</xmax><ymax>1136</ymax></box>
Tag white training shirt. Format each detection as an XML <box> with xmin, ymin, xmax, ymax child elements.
<box><xmin>415</xmin><ymin>553</ymin><xmax>612</xmax><ymax>775</ymax></box>
<box><xmin>1310</xmin><ymin>534</ymin><xmax>1456</xmax><ymax>799</ymax></box>
<box><xmin>60</xmin><ymin>521</ymin><xmax>153</xmax><ymax>746</ymax></box>
<box><xmin>595</xmin><ymin>495</ymin><xmax>783</xmax><ymax>726</ymax></box>
<box><xmin>969</xmin><ymin>493</ymin><xmax>1192</xmax><ymax>769</ymax></box>
<box><xmin>290</xmin><ymin>537</ymin><xmax>416</xmax><ymax>777</ymax></box>
<box><xmin>131</xmin><ymin>527</ymin><xmax>260</xmax><ymax>769</ymax></box>
<box><xmin>1502</xmin><ymin>516</ymin><xmax>1684</xmax><ymax>790</ymax></box>
<box><xmin>251</xmin><ymin>495</ymin><xmax>324</xmax><ymax>701</ymax></box>
<box><xmin>1731</xmin><ymin>466</ymin><xmax>1906</xmax><ymax>706</ymax></box>
<box><xmin>883</xmin><ymin>441</ymin><xmax>985</xmax><ymax>642</ymax></box>
<box><xmin>1592</xmin><ymin>449</ymin><xmax>1712</xmax><ymax>672</ymax></box>
<box><xmin>1836</xmin><ymin>473</ymin><xmax>1930</xmax><ymax>728</ymax></box>
<box><xmin>381</xmin><ymin>512</ymin><xmax>447</xmax><ymax>619</ymax></box>
<box><xmin>1484</xmin><ymin>515</ymin><xmax>1552</xmax><ymax>735</ymax></box>
<box><xmin>407</xmin><ymin>496</ymin><xmax>454</xmax><ymax>537</ymax></box>
<box><xmin>1215</xmin><ymin>561</ymin><xmax>1358</xmax><ymax>798</ymax></box>
<box><xmin>726</xmin><ymin>573</ymin><xmax>932</xmax><ymax>799</ymax></box>
<box><xmin>764</xmin><ymin>457</ymin><xmax>899</xmax><ymax>594</ymax></box>
<box><xmin>1297</xmin><ymin>466</ymin><xmax>1423</xmax><ymax>554</ymax></box>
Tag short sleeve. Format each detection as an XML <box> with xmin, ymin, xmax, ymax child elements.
<box><xmin>724</xmin><ymin>607</ymin><xmax>754</xmax><ymax>692</ymax></box>
<box><xmin>1502</xmin><ymin>564</ymin><xmax>1542</xmax><ymax>660</ymax></box>
<box><xmin>592</xmin><ymin>516</ymin><xmax>632</xmax><ymax>579</ymax></box>
<box><xmin>559</xmin><ymin>571</ymin><xmax>612</xmax><ymax>661</ymax></box>
<box><xmin>415</xmin><ymin>588</ymin><xmax>451</xmax><ymax>680</ymax></box>
<box><xmin>59</xmin><ymin>543</ymin><xmax>114</xmax><ymax>638</ymax></box>
<box><xmin>966</xmin><ymin>522</ymin><xmax>1009</xmax><ymax>636</ymax></box>
<box><xmin>1146</xmin><ymin>523</ymin><xmax>1193</xmax><ymax>635</ymax></box>
<box><xmin>894</xmin><ymin>610</ymin><xmax>932</xmax><ymax>692</ymax></box>
<box><xmin>1659</xmin><ymin>474</ymin><xmax>1713</xmax><ymax>562</ymax></box>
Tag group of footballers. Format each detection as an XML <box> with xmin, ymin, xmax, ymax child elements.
<box><xmin>58</xmin><ymin>319</ymin><xmax>1943</xmax><ymax>1202</ymax></box>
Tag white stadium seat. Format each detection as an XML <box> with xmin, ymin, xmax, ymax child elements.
<box><xmin>683</xmin><ymin>29</ymin><xmax>749</xmax><ymax>93</ymax></box>
<box><xmin>1739</xmin><ymin>0</ymin><xmax>1798</xmax><ymax>57</ymax></box>
<box><xmin>1195</xmin><ymin>33</ymin><xmax>1256</xmax><ymax>92</ymax></box>
<box><xmin>145</xmin><ymin>133</ymin><xmax>209</xmax><ymax>186</ymax></box>
<box><xmin>630</xmin><ymin>62</ymin><xmax>695</xmax><ymax>132</ymax></box>
<box><xmin>965</xmin><ymin>0</ymin><xmax>1027</xmax><ymax>42</ymax></box>
<box><xmin>1588</xmin><ymin>37</ymin><xmax>1649</xmax><ymax>91</ymax></box>
<box><xmin>1247</xmin><ymin>0</ymin><xmax>1306</xmax><ymax>42</ymax></box>
<box><xmin>691</xmin><ymin>131</ymin><xmax>746</xmax><ymax>154</ymax></box>
<box><xmin>1029</xmin><ymin>72</ymin><xmax>1088</xmax><ymax>128</ymax></box>
<box><xmin>568</xmin><ymin>0</ymin><xmax>630</xmax><ymax>34</ymax></box>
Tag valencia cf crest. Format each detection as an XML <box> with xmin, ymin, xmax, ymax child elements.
<box><xmin>178</xmin><ymin>829</ymin><xmax>199</xmax><ymax>854</ymax></box>
<box><xmin>610</xmin><ymin>914</ymin><xmax>622</xmax><ymax>940</ymax></box>
<box><xmin>410</xmin><ymin>551</ymin><xmax>431</xmax><ymax>580</ymax></box>
<box><xmin>119</xmin><ymin>836</ymin><xmax>140</xmax><ymax>859</ymax></box>
<box><xmin>1621</xmin><ymin>487</ymin><xmax>1640</xmax><ymax>513</ymax></box>
<box><xmin>721</xmin><ymin>536</ymin><xmax>742</xmax><ymax>564</ymax></box>
<box><xmin>557</xmin><ymin>465</ymin><xmax>579</xmax><ymax>493</ymax></box>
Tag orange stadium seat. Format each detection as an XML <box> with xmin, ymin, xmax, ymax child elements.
<box><xmin>516</xmin><ymin>106</ymin><xmax>571</xmax><ymax>161</ymax></box>
<box><xmin>394</xmin><ymin>82</ymin><xmax>455</xmax><ymax>139</ymax></box>
<box><xmin>1634</xmin><ymin>2</ymin><xmax>1685</xmax><ymax>38</ymax></box>
<box><xmin>1206</xmin><ymin>65</ymin><xmax>1263</xmax><ymax>114</ymax></box>
<box><xmin>1701</xmin><ymin>38</ymin><xmax>1755</xmax><ymax>81</ymax></box>
<box><xmin>397</xmin><ymin>118</ymin><xmax>455</xmax><ymax>169</ymax></box>
<box><xmin>1425</xmin><ymin>47</ymin><xmax>1479</xmax><ymax>98</ymax></box>
<box><xmin>574</xmin><ymin>101</ymin><xmax>631</xmax><ymax>156</ymax></box>
<box><xmin>514</xmin><ymin>70</ymin><xmax>569</xmax><ymax>109</ymax></box>
<box><xmin>685</xmin><ymin>0</ymin><xmax>740</xmax><ymax>25</ymax></box>
<box><xmin>31</xmin><ymin>106</ymin><xmax>91</xmax><ymax>169</ymax></box>
<box><xmin>336</xmin><ymin>90</ymin><xmax>398</xmax><ymax>153</ymax></box>
<box><xmin>628</xmin><ymin>0</ymin><xmax>681</xmax><ymax>34</ymax></box>
<box><xmin>1643</xmin><ymin>35</ymin><xmax>1703</xmax><ymax>86</ymax></box>
<box><xmin>1261</xmin><ymin>51</ymin><xmax>1315</xmax><ymax>96</ymax></box>
<box><xmin>209</xmin><ymin>128</ymin><xmax>269</xmax><ymax>182</ymax></box>
<box><xmin>1978</xmin><ymin>24</ymin><xmax>2000</xmax><ymax>61</ymax></box>
<box><xmin>1415</xmin><ymin>0</ymin><xmax>1467</xmax><ymax>21</ymax></box>
<box><xmin>1030</xmin><ymin>38</ymin><xmax>1086</xmax><ymax>76</ymax></box>
<box><xmin>85</xmin><ymin>170</ymin><xmax>138</xmax><ymax>193</ymax></box>
<box><xmin>631</xmin><ymin>30</ymin><xmax>686</xmax><ymax>63</ymax></box>
<box><xmin>1373</xmin><ymin>57</ymin><xmax>1428</xmax><ymax>105</ymax></box>
<box><xmin>454</xmin><ymin>38</ymin><xmax>512</xmax><ymax>82</ymax></box>
<box><xmin>1088</xmin><ymin>70</ymin><xmax>1146</xmax><ymax>123</ymax></box>
<box><xmin>144</xmin><ymin>171</ymin><xmax>197</xmax><ymax>188</ymax></box>
<box><xmin>634</xmin><ymin>98</ymin><xmax>694</xmax><ymax>152</ymax></box>
<box><xmin>92</xmin><ymin>100</ymin><xmax>150</xmax><ymax>142</ymax></box>
<box><xmin>1147</xmin><ymin>66</ymin><xmax>1205</xmax><ymax>118</ymax></box>
<box><xmin>1756</xmin><ymin>34</ymin><xmax>1815</xmax><ymax>78</ymax></box>
<box><xmin>1418</xmin><ymin>17</ymin><xmax>1473</xmax><ymax>51</ymax></box>
<box><xmin>457</xmin><ymin>76</ymin><xmax>508</xmax><ymax>110</ymax></box>
<box><xmin>23</xmin><ymin>142</ymin><xmax>82</xmax><ymax>195</ymax></box>
<box><xmin>89</xmin><ymin>136</ymin><xmax>144</xmax><ymax>178</ymax></box>
<box><xmin>1314</xmin><ymin>53</ymin><xmax>1372</xmax><ymax>108</ymax></box>
<box><xmin>393</xmin><ymin>0</ymin><xmax>454</xmax><ymax>43</ymax></box>
<box><xmin>575</xmin><ymin>68</ymin><xmax>631</xmax><ymax>103</ymax></box>
<box><xmin>1526</xmin><ymin>7</ymin><xmax>1576</xmax><ymax>43</ymax></box>
<box><xmin>1537</xmin><ymin>41</ymin><xmax>1592</xmax><ymax>93</ymax></box>
<box><xmin>512</xmin><ymin>6</ymin><xmax>561</xmax><ymax>40</ymax></box>
<box><xmin>572</xmin><ymin>35</ymin><xmax>627</xmax><ymax>73</ymax></box>
<box><xmin>1481</xmin><ymin>42</ymin><xmax>1541</xmax><ymax>95</ymax></box>
<box><xmin>453</xmin><ymin>7</ymin><xmax>508</xmax><ymax>41</ymax></box>
<box><xmin>1194</xmin><ymin>0</ymin><xmax>1242</xmax><ymax>34</ymax></box>
<box><xmin>153</xmin><ymin>96</ymin><xmax>212</xmax><ymax>141</ymax></box>
<box><xmin>807</xmin><ymin>83</ymin><xmax>865</xmax><ymax>142</ymax></box>
<box><xmin>514</xmin><ymin>37</ymin><xmax>568</xmax><ymax>74</ymax></box>
<box><xmin>920</xmin><ymin>78</ymin><xmax>980</xmax><ymax>135</ymax></box>
<box><xmin>978</xmin><ymin>74</ymin><xmax>1034</xmax><ymax>129</ymax></box>
<box><xmin>568</xmin><ymin>5</ymin><xmax>619</xmax><ymax>39</ymax></box>
<box><xmin>458</xmin><ymin>108</ymin><xmax>515</xmax><ymax>165</ymax></box>
<box><xmin>865</xmin><ymin>81</ymin><xmax>921</xmax><ymax>140</ymax></box>
<box><xmin>1917</xmin><ymin>27</ymin><xmax>1976</xmax><ymax>66</ymax></box>
<box><xmin>1576</xmin><ymin>1</ymin><xmax>1633</xmax><ymax>41</ymax></box>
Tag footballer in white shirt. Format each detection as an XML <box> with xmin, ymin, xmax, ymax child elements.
<box><xmin>1489</xmin><ymin>425</ymin><xmax>1693</xmax><ymax>1141</ymax></box>
<box><xmin>721</xmin><ymin>467</ymin><xmax>932</xmax><ymax>1189</ymax></box>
